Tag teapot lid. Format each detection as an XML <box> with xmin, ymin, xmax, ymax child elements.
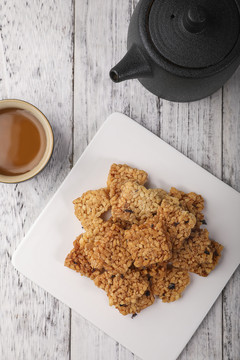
<box><xmin>148</xmin><ymin>0</ymin><xmax>240</xmax><ymax>68</ymax></box>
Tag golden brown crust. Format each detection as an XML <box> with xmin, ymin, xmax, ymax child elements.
<box><xmin>94</xmin><ymin>268</ymin><xmax>154</xmax><ymax>316</ymax></box>
<box><xmin>84</xmin><ymin>222</ymin><xmax>133</xmax><ymax>275</ymax></box>
<box><xmin>73</xmin><ymin>188</ymin><xmax>111</xmax><ymax>230</ymax></box>
<box><xmin>159</xmin><ymin>199</ymin><xmax>196</xmax><ymax>249</ymax></box>
<box><xmin>112</xmin><ymin>181</ymin><xmax>167</xmax><ymax>224</ymax></box>
<box><xmin>107</xmin><ymin>270</ymin><xmax>149</xmax><ymax>306</ymax></box>
<box><xmin>149</xmin><ymin>265</ymin><xmax>190</xmax><ymax>302</ymax></box>
<box><xmin>115</xmin><ymin>292</ymin><xmax>155</xmax><ymax>316</ymax></box>
<box><xmin>107</xmin><ymin>164</ymin><xmax>148</xmax><ymax>215</ymax></box>
<box><xmin>107</xmin><ymin>163</ymin><xmax>148</xmax><ymax>190</ymax></box>
<box><xmin>171</xmin><ymin>230</ymin><xmax>224</xmax><ymax>277</ymax></box>
<box><xmin>93</xmin><ymin>271</ymin><xmax>114</xmax><ymax>292</ymax></box>
<box><xmin>169</xmin><ymin>187</ymin><xmax>204</xmax><ymax>229</ymax></box>
<box><xmin>64</xmin><ymin>235</ymin><xmax>101</xmax><ymax>279</ymax></box>
<box><xmin>125</xmin><ymin>215</ymin><xmax>171</xmax><ymax>267</ymax></box>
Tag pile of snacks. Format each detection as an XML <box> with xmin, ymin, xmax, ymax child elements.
<box><xmin>65</xmin><ymin>164</ymin><xmax>223</xmax><ymax>316</ymax></box>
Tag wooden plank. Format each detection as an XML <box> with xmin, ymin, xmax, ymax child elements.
<box><xmin>71</xmin><ymin>314</ymin><xmax>118</xmax><ymax>360</ymax></box>
<box><xmin>0</xmin><ymin>1</ymin><xmax>73</xmax><ymax>359</ymax></box>
<box><xmin>222</xmin><ymin>66</ymin><xmax>240</xmax><ymax>360</ymax></box>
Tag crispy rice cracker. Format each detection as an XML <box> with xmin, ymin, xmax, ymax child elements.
<box><xmin>107</xmin><ymin>164</ymin><xmax>148</xmax><ymax>190</ymax></box>
<box><xmin>159</xmin><ymin>198</ymin><xmax>196</xmax><ymax>249</ymax></box>
<box><xmin>112</xmin><ymin>181</ymin><xmax>167</xmax><ymax>224</ymax></box>
<box><xmin>170</xmin><ymin>187</ymin><xmax>204</xmax><ymax>228</ymax></box>
<box><xmin>107</xmin><ymin>270</ymin><xmax>149</xmax><ymax>306</ymax></box>
<box><xmin>115</xmin><ymin>292</ymin><xmax>155</xmax><ymax>315</ymax></box>
<box><xmin>84</xmin><ymin>222</ymin><xmax>133</xmax><ymax>275</ymax></box>
<box><xmin>73</xmin><ymin>188</ymin><xmax>111</xmax><ymax>230</ymax></box>
<box><xmin>149</xmin><ymin>265</ymin><xmax>190</xmax><ymax>302</ymax></box>
<box><xmin>187</xmin><ymin>239</ymin><xmax>223</xmax><ymax>277</ymax></box>
<box><xmin>125</xmin><ymin>215</ymin><xmax>172</xmax><ymax>267</ymax></box>
<box><xmin>94</xmin><ymin>269</ymin><xmax>154</xmax><ymax>315</ymax></box>
<box><xmin>107</xmin><ymin>164</ymin><xmax>148</xmax><ymax>210</ymax></box>
<box><xmin>93</xmin><ymin>271</ymin><xmax>114</xmax><ymax>293</ymax></box>
<box><xmin>171</xmin><ymin>229</ymin><xmax>224</xmax><ymax>277</ymax></box>
<box><xmin>64</xmin><ymin>235</ymin><xmax>100</xmax><ymax>279</ymax></box>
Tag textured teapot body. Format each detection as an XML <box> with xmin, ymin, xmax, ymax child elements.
<box><xmin>110</xmin><ymin>0</ymin><xmax>240</xmax><ymax>102</ymax></box>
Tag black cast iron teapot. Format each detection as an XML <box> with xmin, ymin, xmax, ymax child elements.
<box><xmin>110</xmin><ymin>0</ymin><xmax>240</xmax><ymax>102</ymax></box>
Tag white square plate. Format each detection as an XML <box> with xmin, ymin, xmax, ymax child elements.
<box><xmin>12</xmin><ymin>113</ymin><xmax>240</xmax><ymax>360</ymax></box>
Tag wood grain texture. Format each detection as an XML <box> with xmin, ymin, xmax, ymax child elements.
<box><xmin>0</xmin><ymin>0</ymin><xmax>239</xmax><ymax>359</ymax></box>
<box><xmin>0</xmin><ymin>1</ymin><xmax>73</xmax><ymax>359</ymax></box>
<box><xmin>222</xmin><ymin>67</ymin><xmax>240</xmax><ymax>360</ymax></box>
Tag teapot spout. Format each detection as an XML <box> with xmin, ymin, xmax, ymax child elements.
<box><xmin>110</xmin><ymin>45</ymin><xmax>152</xmax><ymax>83</ymax></box>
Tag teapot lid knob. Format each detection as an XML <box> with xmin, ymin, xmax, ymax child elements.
<box><xmin>183</xmin><ymin>5</ymin><xmax>207</xmax><ymax>33</ymax></box>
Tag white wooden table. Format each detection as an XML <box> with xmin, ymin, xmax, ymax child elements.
<box><xmin>0</xmin><ymin>1</ymin><xmax>239</xmax><ymax>359</ymax></box>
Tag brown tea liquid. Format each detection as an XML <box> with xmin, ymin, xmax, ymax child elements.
<box><xmin>0</xmin><ymin>108</ymin><xmax>47</xmax><ymax>176</ymax></box>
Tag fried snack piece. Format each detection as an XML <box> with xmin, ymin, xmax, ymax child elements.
<box><xmin>107</xmin><ymin>163</ymin><xmax>148</xmax><ymax>190</ymax></box>
<box><xmin>93</xmin><ymin>271</ymin><xmax>114</xmax><ymax>293</ymax></box>
<box><xmin>107</xmin><ymin>270</ymin><xmax>149</xmax><ymax>306</ymax></box>
<box><xmin>171</xmin><ymin>229</ymin><xmax>224</xmax><ymax>277</ymax></box>
<box><xmin>112</xmin><ymin>181</ymin><xmax>167</xmax><ymax>224</ymax></box>
<box><xmin>115</xmin><ymin>292</ymin><xmax>155</xmax><ymax>316</ymax></box>
<box><xmin>73</xmin><ymin>188</ymin><xmax>111</xmax><ymax>230</ymax></box>
<box><xmin>191</xmin><ymin>240</ymin><xmax>224</xmax><ymax>277</ymax></box>
<box><xmin>125</xmin><ymin>215</ymin><xmax>171</xmax><ymax>267</ymax></box>
<box><xmin>159</xmin><ymin>199</ymin><xmax>196</xmax><ymax>249</ymax></box>
<box><xmin>184</xmin><ymin>245</ymin><xmax>223</xmax><ymax>277</ymax></box>
<box><xmin>149</xmin><ymin>265</ymin><xmax>190</xmax><ymax>302</ymax></box>
<box><xmin>172</xmin><ymin>229</ymin><xmax>213</xmax><ymax>266</ymax></box>
<box><xmin>209</xmin><ymin>240</ymin><xmax>224</xmax><ymax>270</ymax></box>
<box><xmin>107</xmin><ymin>164</ymin><xmax>148</xmax><ymax>207</ymax></box>
<box><xmin>108</xmin><ymin>270</ymin><xmax>154</xmax><ymax>315</ymax></box>
<box><xmin>84</xmin><ymin>222</ymin><xmax>133</xmax><ymax>275</ymax></box>
<box><xmin>170</xmin><ymin>187</ymin><xmax>204</xmax><ymax>228</ymax></box>
<box><xmin>94</xmin><ymin>269</ymin><xmax>154</xmax><ymax>315</ymax></box>
<box><xmin>64</xmin><ymin>235</ymin><xmax>100</xmax><ymax>279</ymax></box>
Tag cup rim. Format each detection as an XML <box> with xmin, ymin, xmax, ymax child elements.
<box><xmin>0</xmin><ymin>99</ymin><xmax>54</xmax><ymax>184</ymax></box>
